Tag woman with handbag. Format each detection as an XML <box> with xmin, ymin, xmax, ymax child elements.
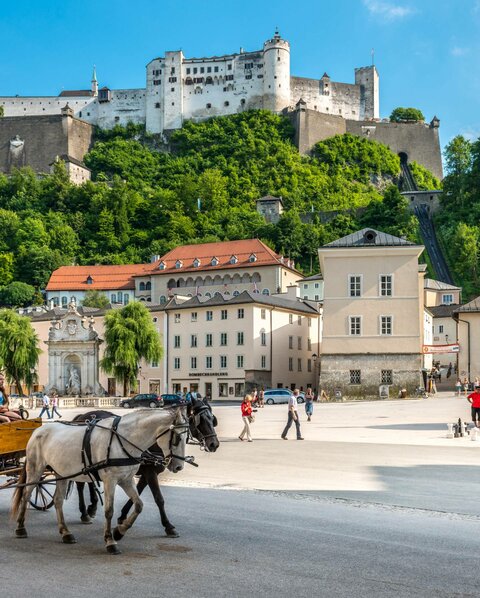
<box><xmin>239</xmin><ymin>394</ymin><xmax>254</xmax><ymax>442</ymax></box>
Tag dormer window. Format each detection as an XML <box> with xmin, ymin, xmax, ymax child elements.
<box><xmin>158</xmin><ymin>261</ymin><xmax>166</xmax><ymax>270</ymax></box>
<box><xmin>193</xmin><ymin>258</ymin><xmax>201</xmax><ymax>268</ymax></box>
<box><xmin>211</xmin><ymin>257</ymin><xmax>219</xmax><ymax>266</ymax></box>
<box><xmin>249</xmin><ymin>253</ymin><xmax>257</xmax><ymax>263</ymax></box>
<box><xmin>230</xmin><ymin>255</ymin><xmax>238</xmax><ymax>265</ymax></box>
<box><xmin>86</xmin><ymin>275</ymin><xmax>93</xmax><ymax>285</ymax></box>
<box><xmin>175</xmin><ymin>260</ymin><xmax>183</xmax><ymax>269</ymax></box>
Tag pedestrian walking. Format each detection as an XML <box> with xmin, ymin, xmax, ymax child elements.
<box><xmin>252</xmin><ymin>387</ymin><xmax>258</xmax><ymax>407</ymax></box>
<box><xmin>239</xmin><ymin>394</ymin><xmax>254</xmax><ymax>442</ymax></box>
<box><xmin>305</xmin><ymin>387</ymin><xmax>314</xmax><ymax>421</ymax></box>
<box><xmin>463</xmin><ymin>377</ymin><xmax>469</xmax><ymax>397</ymax></box>
<box><xmin>258</xmin><ymin>387</ymin><xmax>265</xmax><ymax>408</ymax></box>
<box><xmin>455</xmin><ymin>378</ymin><xmax>462</xmax><ymax>397</ymax></box>
<box><xmin>50</xmin><ymin>393</ymin><xmax>62</xmax><ymax>419</ymax></box>
<box><xmin>38</xmin><ymin>393</ymin><xmax>51</xmax><ymax>419</ymax></box>
<box><xmin>281</xmin><ymin>388</ymin><xmax>304</xmax><ymax>440</ymax></box>
<box><xmin>467</xmin><ymin>384</ymin><xmax>480</xmax><ymax>428</ymax></box>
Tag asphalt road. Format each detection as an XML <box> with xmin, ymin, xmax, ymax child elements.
<box><xmin>1</xmin><ymin>396</ymin><xmax>480</xmax><ymax>597</ymax></box>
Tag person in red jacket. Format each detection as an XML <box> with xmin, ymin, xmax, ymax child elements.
<box><xmin>239</xmin><ymin>394</ymin><xmax>254</xmax><ymax>442</ymax></box>
<box><xmin>467</xmin><ymin>385</ymin><xmax>480</xmax><ymax>427</ymax></box>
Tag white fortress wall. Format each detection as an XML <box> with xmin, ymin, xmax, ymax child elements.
<box><xmin>94</xmin><ymin>89</ymin><xmax>146</xmax><ymax>129</ymax></box>
<box><xmin>0</xmin><ymin>95</ymin><xmax>95</xmax><ymax>118</ymax></box>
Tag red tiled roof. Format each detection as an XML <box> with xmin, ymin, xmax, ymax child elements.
<box><xmin>46</xmin><ymin>264</ymin><xmax>152</xmax><ymax>291</ymax></box>
<box><xmin>145</xmin><ymin>239</ymin><xmax>297</xmax><ymax>276</ymax></box>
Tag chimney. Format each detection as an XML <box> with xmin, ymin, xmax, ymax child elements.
<box><xmin>285</xmin><ymin>285</ymin><xmax>300</xmax><ymax>300</ymax></box>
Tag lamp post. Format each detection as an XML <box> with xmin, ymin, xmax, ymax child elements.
<box><xmin>312</xmin><ymin>353</ymin><xmax>318</xmax><ymax>396</ymax></box>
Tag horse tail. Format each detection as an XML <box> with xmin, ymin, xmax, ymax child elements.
<box><xmin>11</xmin><ymin>465</ymin><xmax>26</xmax><ymax>519</ymax></box>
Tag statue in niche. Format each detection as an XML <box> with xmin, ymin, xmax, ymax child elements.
<box><xmin>66</xmin><ymin>365</ymin><xmax>81</xmax><ymax>395</ymax></box>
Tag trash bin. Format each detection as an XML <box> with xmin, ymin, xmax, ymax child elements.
<box><xmin>379</xmin><ymin>384</ymin><xmax>389</xmax><ymax>399</ymax></box>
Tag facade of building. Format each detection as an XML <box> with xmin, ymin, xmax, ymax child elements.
<box><xmin>297</xmin><ymin>273</ymin><xmax>324</xmax><ymax>302</ymax></box>
<box><xmin>454</xmin><ymin>298</ymin><xmax>480</xmax><ymax>383</ymax></box>
<box><xmin>29</xmin><ymin>290</ymin><xmax>320</xmax><ymax>399</ymax></box>
<box><xmin>318</xmin><ymin>228</ymin><xmax>425</xmax><ymax>397</ymax></box>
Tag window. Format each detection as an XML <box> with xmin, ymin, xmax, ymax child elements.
<box><xmin>237</xmin><ymin>355</ymin><xmax>244</xmax><ymax>368</ymax></box>
<box><xmin>191</xmin><ymin>356</ymin><xmax>197</xmax><ymax>369</ymax></box>
<box><xmin>110</xmin><ymin>294</ymin><xmax>116</xmax><ymax>304</ymax></box>
<box><xmin>261</xmin><ymin>331</ymin><xmax>267</xmax><ymax>346</ymax></box>
<box><xmin>211</xmin><ymin>257</ymin><xmax>219</xmax><ymax>266</ymax></box>
<box><xmin>214</xmin><ymin>66</ymin><xmax>219</xmax><ymax>72</ymax></box>
<box><xmin>350</xmin><ymin>370</ymin><xmax>361</xmax><ymax>384</ymax></box>
<box><xmin>221</xmin><ymin>309</ymin><xmax>228</xmax><ymax>320</ymax></box>
<box><xmin>298</xmin><ymin>337</ymin><xmax>302</xmax><ymax>350</ymax></box>
<box><xmin>186</xmin><ymin>68</ymin><xmax>191</xmax><ymax>74</ymax></box>
<box><xmin>261</xmin><ymin>355</ymin><xmax>266</xmax><ymax>368</ymax></box>
<box><xmin>307</xmin><ymin>359</ymin><xmax>312</xmax><ymax>372</ymax></box>
<box><xmin>439</xmin><ymin>325</ymin><xmax>444</xmax><ymax>333</ymax></box>
<box><xmin>206</xmin><ymin>333</ymin><xmax>213</xmax><ymax>347</ymax></box>
<box><xmin>191</xmin><ymin>334</ymin><xmax>198</xmax><ymax>348</ymax></box>
<box><xmin>224</xmin><ymin>101</ymin><xmax>229</xmax><ymax>107</ymax></box>
<box><xmin>193</xmin><ymin>258</ymin><xmax>201</xmax><ymax>268</ymax></box>
<box><xmin>298</xmin><ymin>315</ymin><xmax>302</xmax><ymax>326</ymax></box>
<box><xmin>349</xmin><ymin>316</ymin><xmax>361</xmax><ymax>336</ymax></box>
<box><xmin>289</xmin><ymin>357</ymin><xmax>293</xmax><ymax>371</ymax></box>
<box><xmin>237</xmin><ymin>332</ymin><xmax>244</xmax><ymax>345</ymax></box>
<box><xmin>261</xmin><ymin>309</ymin><xmax>266</xmax><ymax>319</ymax></box>
<box><xmin>380</xmin><ymin>316</ymin><xmax>393</xmax><ymax>335</ymax></box>
<box><xmin>159</xmin><ymin>295</ymin><xmax>167</xmax><ymax>304</ymax></box>
<box><xmin>288</xmin><ymin>336</ymin><xmax>293</xmax><ymax>349</ymax></box>
<box><xmin>174</xmin><ymin>335</ymin><xmax>181</xmax><ymax>348</ymax></box>
<box><xmin>349</xmin><ymin>275</ymin><xmax>361</xmax><ymax>297</ymax></box>
<box><xmin>174</xmin><ymin>357</ymin><xmax>181</xmax><ymax>370</ymax></box>
<box><xmin>381</xmin><ymin>370</ymin><xmax>393</xmax><ymax>385</ymax></box>
<box><xmin>206</xmin><ymin>356</ymin><xmax>212</xmax><ymax>369</ymax></box>
<box><xmin>235</xmin><ymin>382</ymin><xmax>245</xmax><ymax>396</ymax></box>
<box><xmin>237</xmin><ymin>308</ymin><xmax>244</xmax><ymax>319</ymax></box>
<box><xmin>175</xmin><ymin>260</ymin><xmax>183</xmax><ymax>269</ymax></box>
<box><xmin>62</xmin><ymin>296</ymin><xmax>68</xmax><ymax>306</ymax></box>
<box><xmin>206</xmin><ymin>103</ymin><xmax>211</xmax><ymax>109</ymax></box>
<box><xmin>297</xmin><ymin>358</ymin><xmax>302</xmax><ymax>372</ymax></box>
<box><xmin>262</xmin><ymin>289</ymin><xmax>270</xmax><ymax>295</ymax></box>
<box><xmin>200</xmin><ymin>67</ymin><xmax>205</xmax><ymax>73</ymax></box>
<box><xmin>220</xmin><ymin>355</ymin><xmax>227</xmax><ymax>368</ymax></box>
<box><xmin>228</xmin><ymin>64</ymin><xmax>232</xmax><ymax>70</ymax></box>
<box><xmin>220</xmin><ymin>333</ymin><xmax>228</xmax><ymax>346</ymax></box>
<box><xmin>289</xmin><ymin>314</ymin><xmax>293</xmax><ymax>324</ymax></box>
<box><xmin>191</xmin><ymin>312</ymin><xmax>198</xmax><ymax>322</ymax></box>
<box><xmin>442</xmin><ymin>294</ymin><xmax>454</xmax><ymax>305</ymax></box>
<box><xmin>380</xmin><ymin>275</ymin><xmax>393</xmax><ymax>297</ymax></box>
<box><xmin>151</xmin><ymin>360</ymin><xmax>159</xmax><ymax>368</ymax></box>
<box><xmin>307</xmin><ymin>338</ymin><xmax>312</xmax><ymax>351</ymax></box>
<box><xmin>308</xmin><ymin>318</ymin><xmax>312</xmax><ymax>328</ymax></box>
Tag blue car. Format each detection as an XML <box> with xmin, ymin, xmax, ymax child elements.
<box><xmin>161</xmin><ymin>393</ymin><xmax>187</xmax><ymax>407</ymax></box>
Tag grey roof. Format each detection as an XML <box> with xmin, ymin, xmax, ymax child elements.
<box><xmin>29</xmin><ymin>304</ymin><xmax>109</xmax><ymax>321</ymax></box>
<box><xmin>323</xmin><ymin>228</ymin><xmax>419</xmax><ymax>248</ymax></box>
<box><xmin>297</xmin><ymin>273</ymin><xmax>323</xmax><ymax>282</ymax></box>
<box><xmin>429</xmin><ymin>304</ymin><xmax>461</xmax><ymax>318</ymax></box>
<box><xmin>424</xmin><ymin>278</ymin><xmax>461</xmax><ymax>291</ymax></box>
<box><xmin>165</xmin><ymin>290</ymin><xmax>319</xmax><ymax>315</ymax></box>
<box><xmin>455</xmin><ymin>297</ymin><xmax>480</xmax><ymax>314</ymax></box>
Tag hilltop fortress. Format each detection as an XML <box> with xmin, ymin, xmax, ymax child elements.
<box><xmin>0</xmin><ymin>31</ymin><xmax>443</xmax><ymax>179</ymax></box>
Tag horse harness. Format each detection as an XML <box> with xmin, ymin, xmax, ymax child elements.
<box><xmin>187</xmin><ymin>403</ymin><xmax>217</xmax><ymax>449</ymax></box>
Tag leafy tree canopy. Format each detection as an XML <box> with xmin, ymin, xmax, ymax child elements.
<box><xmin>390</xmin><ymin>107</ymin><xmax>425</xmax><ymax>122</ymax></box>
<box><xmin>82</xmin><ymin>289</ymin><xmax>110</xmax><ymax>308</ymax></box>
<box><xmin>0</xmin><ymin>281</ymin><xmax>36</xmax><ymax>307</ymax></box>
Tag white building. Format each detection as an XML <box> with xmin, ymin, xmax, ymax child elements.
<box><xmin>0</xmin><ymin>33</ymin><xmax>378</xmax><ymax>135</ymax></box>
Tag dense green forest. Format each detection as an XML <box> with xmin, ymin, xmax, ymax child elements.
<box><xmin>0</xmin><ymin>110</ymin><xmax>448</xmax><ymax>305</ymax></box>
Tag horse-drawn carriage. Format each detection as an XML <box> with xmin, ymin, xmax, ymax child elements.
<box><xmin>0</xmin><ymin>418</ymin><xmax>56</xmax><ymax>510</ymax></box>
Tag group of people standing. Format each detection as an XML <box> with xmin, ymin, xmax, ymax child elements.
<box><xmin>239</xmin><ymin>387</ymin><xmax>315</xmax><ymax>442</ymax></box>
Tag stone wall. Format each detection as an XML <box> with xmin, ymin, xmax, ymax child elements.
<box><xmin>320</xmin><ymin>353</ymin><xmax>422</xmax><ymax>398</ymax></box>
<box><xmin>0</xmin><ymin>113</ymin><xmax>93</xmax><ymax>176</ymax></box>
<box><xmin>289</xmin><ymin>107</ymin><xmax>346</xmax><ymax>155</ymax></box>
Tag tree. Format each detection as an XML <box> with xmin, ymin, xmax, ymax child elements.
<box><xmin>0</xmin><ymin>310</ymin><xmax>41</xmax><ymax>395</ymax></box>
<box><xmin>100</xmin><ymin>302</ymin><xmax>163</xmax><ymax>396</ymax></box>
<box><xmin>390</xmin><ymin>107</ymin><xmax>425</xmax><ymax>122</ymax></box>
<box><xmin>0</xmin><ymin>281</ymin><xmax>36</xmax><ymax>307</ymax></box>
<box><xmin>82</xmin><ymin>289</ymin><xmax>110</xmax><ymax>308</ymax></box>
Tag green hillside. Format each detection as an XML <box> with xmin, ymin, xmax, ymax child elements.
<box><xmin>0</xmin><ymin>110</ymin><xmax>426</xmax><ymax>304</ymax></box>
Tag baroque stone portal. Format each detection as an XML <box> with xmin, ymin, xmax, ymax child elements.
<box><xmin>46</xmin><ymin>300</ymin><xmax>104</xmax><ymax>396</ymax></box>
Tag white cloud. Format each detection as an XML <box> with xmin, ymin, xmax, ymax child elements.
<box><xmin>363</xmin><ymin>0</ymin><xmax>415</xmax><ymax>21</ymax></box>
<box><xmin>460</xmin><ymin>127</ymin><xmax>480</xmax><ymax>141</ymax></box>
<box><xmin>451</xmin><ymin>46</ymin><xmax>469</xmax><ymax>57</ymax></box>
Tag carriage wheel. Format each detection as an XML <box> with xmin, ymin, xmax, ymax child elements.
<box><xmin>29</xmin><ymin>475</ymin><xmax>55</xmax><ymax>511</ymax></box>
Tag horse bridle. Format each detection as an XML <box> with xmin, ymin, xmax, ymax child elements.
<box><xmin>154</xmin><ymin>411</ymin><xmax>195</xmax><ymax>467</ymax></box>
<box><xmin>187</xmin><ymin>402</ymin><xmax>217</xmax><ymax>450</ymax></box>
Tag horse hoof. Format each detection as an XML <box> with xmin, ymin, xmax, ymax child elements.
<box><xmin>62</xmin><ymin>534</ymin><xmax>77</xmax><ymax>544</ymax></box>
<box><xmin>15</xmin><ymin>528</ymin><xmax>28</xmax><ymax>538</ymax></box>
<box><xmin>106</xmin><ymin>544</ymin><xmax>121</xmax><ymax>555</ymax></box>
<box><xmin>166</xmin><ymin>530</ymin><xmax>179</xmax><ymax>538</ymax></box>
<box><xmin>81</xmin><ymin>515</ymin><xmax>93</xmax><ymax>524</ymax></box>
<box><xmin>87</xmin><ymin>507</ymin><xmax>97</xmax><ymax>518</ymax></box>
<box><xmin>113</xmin><ymin>527</ymin><xmax>124</xmax><ymax>542</ymax></box>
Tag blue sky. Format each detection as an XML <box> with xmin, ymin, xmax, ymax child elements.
<box><xmin>1</xmin><ymin>0</ymin><xmax>479</xmax><ymax>151</ymax></box>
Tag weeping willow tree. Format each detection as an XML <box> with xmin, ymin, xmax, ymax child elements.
<box><xmin>100</xmin><ymin>301</ymin><xmax>163</xmax><ymax>396</ymax></box>
<box><xmin>0</xmin><ymin>309</ymin><xmax>41</xmax><ymax>395</ymax></box>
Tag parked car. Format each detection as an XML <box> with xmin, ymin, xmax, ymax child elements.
<box><xmin>120</xmin><ymin>393</ymin><xmax>164</xmax><ymax>409</ymax></box>
<box><xmin>263</xmin><ymin>389</ymin><xmax>292</xmax><ymax>405</ymax></box>
<box><xmin>161</xmin><ymin>393</ymin><xmax>187</xmax><ymax>407</ymax></box>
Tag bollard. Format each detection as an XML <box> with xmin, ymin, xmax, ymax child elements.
<box><xmin>453</xmin><ymin>423</ymin><xmax>459</xmax><ymax>438</ymax></box>
<box><xmin>471</xmin><ymin>427</ymin><xmax>478</xmax><ymax>441</ymax></box>
<box><xmin>458</xmin><ymin>418</ymin><xmax>464</xmax><ymax>437</ymax></box>
<box><xmin>446</xmin><ymin>423</ymin><xmax>454</xmax><ymax>439</ymax></box>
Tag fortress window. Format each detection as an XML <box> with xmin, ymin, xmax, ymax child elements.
<box><xmin>207</xmin><ymin>66</ymin><xmax>212</xmax><ymax>73</ymax></box>
<box><xmin>200</xmin><ymin>67</ymin><xmax>205</xmax><ymax>73</ymax></box>
<box><xmin>277</xmin><ymin>56</ymin><xmax>281</xmax><ymax>61</ymax></box>
<box><xmin>194</xmin><ymin>67</ymin><xmax>198</xmax><ymax>74</ymax></box>
<box><xmin>226</xmin><ymin>75</ymin><xmax>234</xmax><ymax>81</ymax></box>
<box><xmin>214</xmin><ymin>66</ymin><xmax>219</xmax><ymax>72</ymax></box>
<box><xmin>205</xmin><ymin>76</ymin><xmax>213</xmax><ymax>85</ymax></box>
<box><xmin>172</xmin><ymin>102</ymin><xmax>175</xmax><ymax>105</ymax></box>
<box><xmin>186</xmin><ymin>68</ymin><xmax>191</xmax><ymax>74</ymax></box>
<box><xmin>115</xmin><ymin>116</ymin><xmax>119</xmax><ymax>121</ymax></box>
<box><xmin>171</xmin><ymin>67</ymin><xmax>175</xmax><ymax>74</ymax></box>
<box><xmin>257</xmin><ymin>74</ymin><xmax>263</xmax><ymax>78</ymax></box>
<box><xmin>228</xmin><ymin>64</ymin><xmax>232</xmax><ymax>70</ymax></box>
<box><xmin>171</xmin><ymin>88</ymin><xmax>174</xmax><ymax>92</ymax></box>
<box><xmin>206</xmin><ymin>103</ymin><xmax>211</xmax><ymax>109</ymax></box>
<box><xmin>257</xmin><ymin>63</ymin><xmax>263</xmax><ymax>68</ymax></box>
<box><xmin>244</xmin><ymin>63</ymin><xmax>253</xmax><ymax>69</ymax></box>
<box><xmin>153</xmin><ymin>80</ymin><xmax>161</xmax><ymax>85</ymax></box>
<box><xmin>245</xmin><ymin>74</ymin><xmax>252</xmax><ymax>80</ymax></box>
<box><xmin>79</xmin><ymin>111</ymin><xmax>82</xmax><ymax>117</ymax></box>
<box><xmin>240</xmin><ymin>99</ymin><xmax>246</xmax><ymax>105</ymax></box>
<box><xmin>224</xmin><ymin>101</ymin><xmax>229</xmax><ymax>107</ymax></box>
<box><xmin>155</xmin><ymin>103</ymin><xmax>160</xmax><ymax>108</ymax></box>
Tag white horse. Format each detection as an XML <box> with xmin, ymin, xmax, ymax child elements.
<box><xmin>12</xmin><ymin>408</ymin><xmax>188</xmax><ymax>554</ymax></box>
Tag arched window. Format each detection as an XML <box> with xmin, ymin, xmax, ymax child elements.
<box><xmin>205</xmin><ymin>76</ymin><xmax>213</xmax><ymax>85</ymax></box>
<box><xmin>204</xmin><ymin>276</ymin><xmax>213</xmax><ymax>286</ymax></box>
<box><xmin>252</xmin><ymin>272</ymin><xmax>261</xmax><ymax>283</ymax></box>
<box><xmin>61</xmin><ymin>296</ymin><xmax>68</xmax><ymax>306</ymax></box>
<box><xmin>139</xmin><ymin>282</ymin><xmax>146</xmax><ymax>291</ymax></box>
<box><xmin>124</xmin><ymin>293</ymin><xmax>129</xmax><ymax>304</ymax></box>
<box><xmin>153</xmin><ymin>317</ymin><xmax>158</xmax><ymax>323</ymax></box>
<box><xmin>111</xmin><ymin>293</ymin><xmax>117</xmax><ymax>303</ymax></box>
<box><xmin>233</xmin><ymin>290</ymin><xmax>240</xmax><ymax>297</ymax></box>
<box><xmin>140</xmin><ymin>297</ymin><xmax>146</xmax><ymax>302</ymax></box>
<box><xmin>159</xmin><ymin>295</ymin><xmax>167</xmax><ymax>304</ymax></box>
<box><xmin>167</xmin><ymin>278</ymin><xmax>176</xmax><ymax>289</ymax></box>
<box><xmin>205</xmin><ymin>292</ymin><xmax>212</xmax><ymax>298</ymax></box>
<box><xmin>185</xmin><ymin>77</ymin><xmax>193</xmax><ymax>86</ymax></box>
<box><xmin>71</xmin><ymin>296</ymin><xmax>76</xmax><ymax>303</ymax></box>
<box><xmin>147</xmin><ymin>297</ymin><xmax>151</xmax><ymax>302</ymax></box>
<box><xmin>262</xmin><ymin>288</ymin><xmax>270</xmax><ymax>295</ymax></box>
<box><xmin>146</xmin><ymin>282</ymin><xmax>152</xmax><ymax>291</ymax></box>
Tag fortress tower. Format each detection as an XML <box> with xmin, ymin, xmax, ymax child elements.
<box><xmin>355</xmin><ymin>66</ymin><xmax>379</xmax><ymax>119</ymax></box>
<box><xmin>263</xmin><ymin>30</ymin><xmax>291</xmax><ymax>112</ymax></box>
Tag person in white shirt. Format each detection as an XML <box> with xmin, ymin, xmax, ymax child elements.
<box><xmin>38</xmin><ymin>393</ymin><xmax>51</xmax><ymax>419</ymax></box>
<box><xmin>281</xmin><ymin>389</ymin><xmax>304</xmax><ymax>440</ymax></box>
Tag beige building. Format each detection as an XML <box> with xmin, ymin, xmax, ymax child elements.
<box><xmin>28</xmin><ymin>291</ymin><xmax>319</xmax><ymax>399</ymax></box>
<box><xmin>455</xmin><ymin>298</ymin><xmax>480</xmax><ymax>383</ymax></box>
<box><xmin>318</xmin><ymin>228</ymin><xmax>425</xmax><ymax>397</ymax></box>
